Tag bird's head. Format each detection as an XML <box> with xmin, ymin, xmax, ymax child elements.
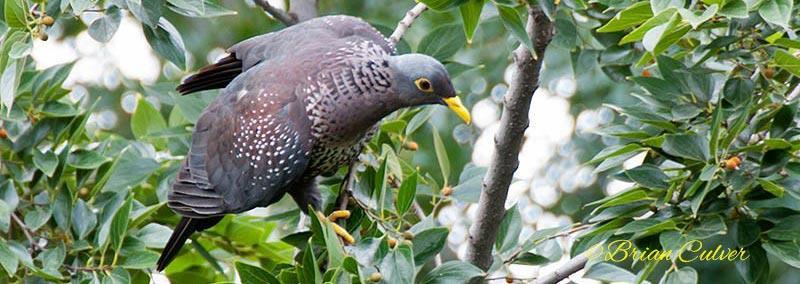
<box><xmin>389</xmin><ymin>54</ymin><xmax>471</xmax><ymax>124</ymax></box>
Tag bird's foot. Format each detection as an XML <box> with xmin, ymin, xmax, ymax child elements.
<box><xmin>315</xmin><ymin>211</ymin><xmax>355</xmax><ymax>244</ymax></box>
<box><xmin>327</xmin><ymin>210</ymin><xmax>351</xmax><ymax>222</ymax></box>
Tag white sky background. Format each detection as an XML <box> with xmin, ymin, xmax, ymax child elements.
<box><xmin>28</xmin><ymin>10</ymin><xmax>650</xmax><ymax>284</ymax></box>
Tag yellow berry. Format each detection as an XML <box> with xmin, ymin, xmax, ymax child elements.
<box><xmin>368</xmin><ymin>272</ymin><xmax>382</xmax><ymax>282</ymax></box>
<box><xmin>442</xmin><ymin>186</ymin><xmax>453</xmax><ymax>196</ymax></box>
<box><xmin>41</xmin><ymin>16</ymin><xmax>55</xmax><ymax>26</ymax></box>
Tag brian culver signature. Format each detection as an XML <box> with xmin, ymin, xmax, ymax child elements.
<box><xmin>586</xmin><ymin>240</ymin><xmax>750</xmax><ymax>263</ymax></box>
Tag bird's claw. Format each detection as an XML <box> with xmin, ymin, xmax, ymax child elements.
<box><xmin>315</xmin><ymin>210</ymin><xmax>355</xmax><ymax>244</ymax></box>
<box><xmin>330</xmin><ymin>222</ymin><xmax>355</xmax><ymax>244</ymax></box>
<box><xmin>328</xmin><ymin>210</ymin><xmax>351</xmax><ymax>222</ymax></box>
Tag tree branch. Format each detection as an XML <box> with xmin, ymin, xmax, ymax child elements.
<box><xmin>389</xmin><ymin>3</ymin><xmax>428</xmax><ymax>45</ymax></box>
<box><xmin>253</xmin><ymin>0</ymin><xmax>298</xmax><ymax>26</ymax></box>
<box><xmin>464</xmin><ymin>5</ymin><xmax>553</xmax><ymax>272</ymax></box>
<box><xmin>533</xmin><ymin>254</ymin><xmax>589</xmax><ymax>284</ymax></box>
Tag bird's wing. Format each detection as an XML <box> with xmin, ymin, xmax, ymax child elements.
<box><xmin>168</xmin><ymin>66</ymin><xmax>313</xmax><ymax>217</ymax></box>
<box><xmin>177</xmin><ymin>15</ymin><xmax>391</xmax><ymax>95</ymax></box>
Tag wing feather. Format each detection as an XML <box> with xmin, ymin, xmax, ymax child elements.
<box><xmin>168</xmin><ymin>65</ymin><xmax>313</xmax><ymax>217</ymax></box>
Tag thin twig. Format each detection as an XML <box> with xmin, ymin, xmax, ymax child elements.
<box><xmin>532</xmin><ymin>254</ymin><xmax>589</xmax><ymax>284</ymax></box>
<box><xmin>503</xmin><ymin>223</ymin><xmax>590</xmax><ymax>265</ymax></box>
<box><xmin>389</xmin><ymin>3</ymin><xmax>428</xmax><ymax>45</ymax></box>
<box><xmin>64</xmin><ymin>264</ymin><xmax>112</xmax><ymax>272</ymax></box>
<box><xmin>253</xmin><ymin>0</ymin><xmax>298</xmax><ymax>26</ymax></box>
<box><xmin>464</xmin><ymin>3</ymin><xmax>554</xmax><ymax>276</ymax></box>
<box><xmin>11</xmin><ymin>213</ymin><xmax>41</xmax><ymax>250</ymax></box>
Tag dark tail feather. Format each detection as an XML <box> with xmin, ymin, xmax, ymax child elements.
<box><xmin>176</xmin><ymin>54</ymin><xmax>243</xmax><ymax>95</ymax></box>
<box><xmin>156</xmin><ymin>216</ymin><xmax>222</xmax><ymax>271</ymax></box>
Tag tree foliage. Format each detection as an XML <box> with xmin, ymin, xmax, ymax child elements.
<box><xmin>0</xmin><ymin>0</ymin><xmax>798</xmax><ymax>283</ymax></box>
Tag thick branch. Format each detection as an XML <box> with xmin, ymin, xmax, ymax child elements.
<box><xmin>389</xmin><ymin>3</ymin><xmax>428</xmax><ymax>45</ymax></box>
<box><xmin>464</xmin><ymin>6</ymin><xmax>553</xmax><ymax>272</ymax></box>
<box><xmin>533</xmin><ymin>254</ymin><xmax>589</xmax><ymax>284</ymax></box>
<box><xmin>254</xmin><ymin>0</ymin><xmax>298</xmax><ymax>26</ymax></box>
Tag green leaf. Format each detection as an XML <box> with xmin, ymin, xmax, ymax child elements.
<box><xmin>167</xmin><ymin>0</ymin><xmax>205</xmax><ymax>15</ymax></box>
<box><xmin>143</xmin><ymin>19</ymin><xmax>187</xmax><ymax>69</ymax></box>
<box><xmin>406</xmin><ymin>107</ymin><xmax>433</xmax><ymax>136</ymax></box>
<box><xmin>651</xmin><ymin>0</ymin><xmax>683</xmax><ymax>13</ymax></box>
<box><xmin>236</xmin><ymin>261</ymin><xmax>280</xmax><ymax>284</ymax></box>
<box><xmin>588</xmin><ymin>144</ymin><xmax>646</xmax><ymax>164</ymax></box>
<box><xmin>624</xmin><ymin>164</ymin><xmax>669</xmax><ymax>189</ymax></box>
<box><xmin>33</xmin><ymin>149</ymin><xmax>59</xmax><ymax>177</ymax></box>
<box><xmin>0</xmin><ymin>241</ymin><xmax>18</xmax><ymax>275</ymax></box>
<box><xmin>495</xmin><ymin>204</ymin><xmax>521</xmax><ymax>254</ymax></box>
<box><xmin>512</xmin><ymin>252</ymin><xmax>551</xmax><ymax>265</ymax></box>
<box><xmin>451</xmin><ymin>164</ymin><xmax>486</xmax><ymax>203</ymax></box>
<box><xmin>23</xmin><ymin>207</ymin><xmax>51</xmax><ymax>231</ymax></box>
<box><xmin>763</xmin><ymin>241</ymin><xmax>800</xmax><ymax>268</ymax></box>
<box><xmin>52</xmin><ymin>188</ymin><xmax>72</xmax><ymax>231</ymax></box>
<box><xmin>619</xmin><ymin>8</ymin><xmax>675</xmax><ymax>45</ymax></box>
<box><xmin>101</xmin><ymin>146</ymin><xmax>160</xmax><ymax>193</ymax></box>
<box><xmin>421</xmin><ymin>261</ymin><xmax>484</xmax><ymax>284</ymax></box>
<box><xmin>1</xmin><ymin>59</ymin><xmax>20</xmax><ymax>114</ymax></box>
<box><xmin>418</xmin><ymin>24</ymin><xmax>465</xmax><ymax>61</ymax></box>
<box><xmin>38</xmin><ymin>242</ymin><xmax>65</xmax><ymax>272</ymax></box>
<box><xmin>733</xmin><ymin>218</ymin><xmax>760</xmax><ymax>247</ymax></box>
<box><xmin>302</xmin><ymin>240</ymin><xmax>322</xmax><ymax>284</ymax></box>
<box><xmin>687</xmin><ymin>215</ymin><xmax>726</xmax><ymax>239</ymax></box>
<box><xmin>719</xmin><ymin>0</ymin><xmax>748</xmax><ymax>18</ymax></box>
<box><xmin>380</xmin><ymin>119</ymin><xmax>407</xmax><ymax>134</ymax></box>
<box><xmin>68</xmin><ymin>149</ymin><xmax>111</xmax><ymax>169</ymax></box>
<box><xmin>110</xmin><ymin>195</ymin><xmax>133</xmax><ymax>253</ymax></box>
<box><xmin>71</xmin><ymin>199</ymin><xmax>97</xmax><ymax>239</ymax></box>
<box><xmin>723</xmin><ymin>77</ymin><xmax>753</xmax><ymax>106</ymax></box>
<box><xmin>642</xmin><ymin>13</ymin><xmax>690</xmax><ymax>55</ymax></box>
<box><xmin>736</xmin><ymin>245</ymin><xmax>769</xmax><ymax>284</ymax></box>
<box><xmin>677</xmin><ymin>5</ymin><xmax>718</xmax><ymax>29</ymax></box>
<box><xmin>584</xmin><ymin>262</ymin><xmax>637</xmax><ymax>282</ymax></box>
<box><xmin>773</xmin><ymin>49</ymin><xmax>800</xmax><ymax>78</ymax></box>
<box><xmin>662</xmin><ymin>132</ymin><xmax>710</xmax><ymax>161</ymax></box>
<box><xmin>766</xmin><ymin>215</ymin><xmax>800</xmax><ymax>241</ymax></box>
<box><xmin>130</xmin><ymin>94</ymin><xmax>167</xmax><ymax>146</ymax></box>
<box><xmin>395</xmin><ymin>172</ymin><xmax>417</xmax><ymax>216</ymax></box>
<box><xmin>70</xmin><ymin>0</ymin><xmax>94</xmax><ymax>14</ymax></box>
<box><xmin>662</xmin><ymin>266</ymin><xmax>698</xmax><ymax>284</ymax></box>
<box><xmin>419</xmin><ymin>0</ymin><xmax>469</xmax><ymax>11</ymax></box>
<box><xmin>127</xmin><ymin>0</ymin><xmax>164</xmax><ymax>28</ymax></box>
<box><xmin>4</xmin><ymin>0</ymin><xmax>26</xmax><ymax>28</ymax></box>
<box><xmin>88</xmin><ymin>6</ymin><xmax>123</xmax><ymax>42</ymax></box>
<box><xmin>758</xmin><ymin>0</ymin><xmax>792</xmax><ymax>29</ymax></box>
<box><xmin>412</xmin><ymin>227</ymin><xmax>448</xmax><ymax>265</ymax></box>
<box><xmin>496</xmin><ymin>5</ymin><xmax>533</xmax><ymax>52</ymax></box>
<box><xmin>109</xmin><ymin>267</ymin><xmax>130</xmax><ymax>284</ymax></box>
<box><xmin>618</xmin><ymin>219</ymin><xmax>677</xmax><ymax>238</ymax></box>
<box><xmin>120</xmin><ymin>250</ymin><xmax>160</xmax><ymax>269</ymax></box>
<box><xmin>167</xmin><ymin>0</ymin><xmax>237</xmax><ymax>18</ymax></box>
<box><xmin>597</xmin><ymin>1</ymin><xmax>653</xmax><ymax>32</ymax></box>
<box><xmin>8</xmin><ymin>38</ymin><xmax>31</xmax><ymax>59</ymax></box>
<box><xmin>379</xmin><ymin>243</ymin><xmax>415</xmax><ymax>284</ymax></box>
<box><xmin>459</xmin><ymin>0</ymin><xmax>485</xmax><ymax>44</ymax></box>
<box><xmin>431</xmin><ymin>126</ymin><xmax>451</xmax><ymax>185</ymax></box>
<box><xmin>587</xmin><ymin>189</ymin><xmax>653</xmax><ymax>210</ymax></box>
<box><xmin>758</xmin><ymin>179</ymin><xmax>785</xmax><ymax>197</ymax></box>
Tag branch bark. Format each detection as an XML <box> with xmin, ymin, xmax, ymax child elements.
<box><xmin>464</xmin><ymin>5</ymin><xmax>553</xmax><ymax>271</ymax></box>
<box><xmin>533</xmin><ymin>254</ymin><xmax>589</xmax><ymax>284</ymax></box>
<box><xmin>389</xmin><ymin>3</ymin><xmax>428</xmax><ymax>45</ymax></box>
<box><xmin>253</xmin><ymin>0</ymin><xmax>298</xmax><ymax>26</ymax></box>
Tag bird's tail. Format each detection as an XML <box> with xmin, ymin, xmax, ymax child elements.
<box><xmin>176</xmin><ymin>54</ymin><xmax>243</xmax><ymax>95</ymax></box>
<box><xmin>156</xmin><ymin>216</ymin><xmax>222</xmax><ymax>271</ymax></box>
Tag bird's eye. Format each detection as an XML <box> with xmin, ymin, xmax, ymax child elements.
<box><xmin>415</xmin><ymin>78</ymin><xmax>434</xmax><ymax>93</ymax></box>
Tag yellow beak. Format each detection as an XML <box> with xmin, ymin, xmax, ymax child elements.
<box><xmin>444</xmin><ymin>96</ymin><xmax>471</xmax><ymax>125</ymax></box>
